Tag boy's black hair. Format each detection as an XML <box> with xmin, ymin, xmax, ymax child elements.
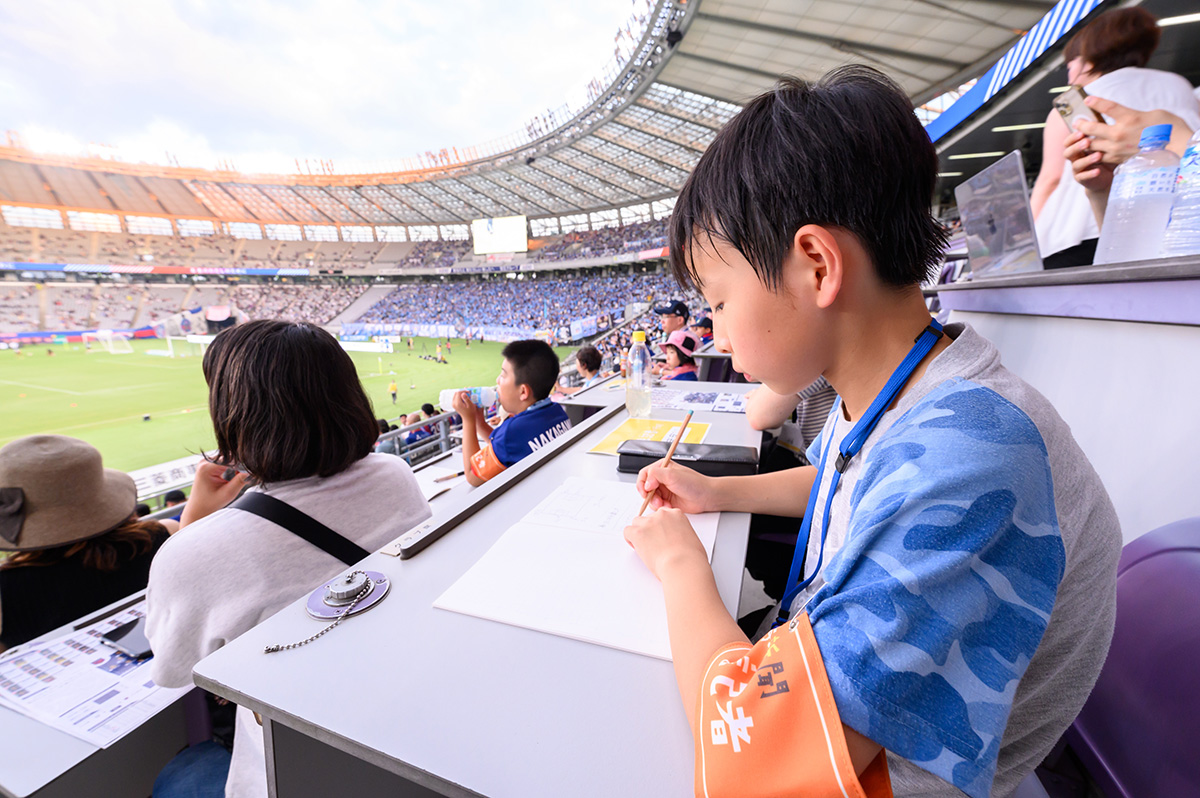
<box><xmin>501</xmin><ymin>339</ymin><xmax>560</xmax><ymax>401</ymax></box>
<box><xmin>669</xmin><ymin>65</ymin><xmax>947</xmax><ymax>291</ymax></box>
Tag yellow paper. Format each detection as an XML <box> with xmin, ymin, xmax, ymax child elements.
<box><xmin>588</xmin><ymin>417</ymin><xmax>711</xmax><ymax>456</ymax></box>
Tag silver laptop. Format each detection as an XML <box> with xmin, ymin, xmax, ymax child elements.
<box><xmin>954</xmin><ymin>151</ymin><xmax>1043</xmax><ymax>278</ymax></box>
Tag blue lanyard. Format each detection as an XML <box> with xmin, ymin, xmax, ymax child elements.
<box><xmin>775</xmin><ymin>320</ymin><xmax>944</xmax><ymax>626</ymax></box>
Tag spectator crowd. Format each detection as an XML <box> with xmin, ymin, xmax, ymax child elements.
<box><xmin>530</xmin><ymin>219</ymin><xmax>667</xmax><ymax>263</ymax></box>
<box><xmin>0</xmin><ymin>283</ymin><xmax>366</xmax><ymax>335</ymax></box>
<box><xmin>355</xmin><ymin>272</ymin><xmax>692</xmax><ymax>340</ymax></box>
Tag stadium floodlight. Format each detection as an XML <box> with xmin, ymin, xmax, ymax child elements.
<box><xmin>471</xmin><ymin>216</ymin><xmax>529</xmax><ymax>255</ymax></box>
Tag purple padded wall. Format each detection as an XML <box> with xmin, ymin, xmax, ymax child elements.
<box><xmin>1065</xmin><ymin>518</ymin><xmax>1200</xmax><ymax>797</ymax></box>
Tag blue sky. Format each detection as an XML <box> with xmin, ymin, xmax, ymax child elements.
<box><xmin>0</xmin><ymin>0</ymin><xmax>637</xmax><ymax>173</ymax></box>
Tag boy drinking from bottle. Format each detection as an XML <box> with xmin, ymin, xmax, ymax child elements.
<box><xmin>454</xmin><ymin>339</ymin><xmax>571</xmax><ymax>486</ymax></box>
<box><xmin>623</xmin><ymin>66</ymin><xmax>1121</xmax><ymax>798</ymax></box>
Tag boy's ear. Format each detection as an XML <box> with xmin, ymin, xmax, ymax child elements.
<box><xmin>791</xmin><ymin>225</ymin><xmax>843</xmax><ymax>310</ymax></box>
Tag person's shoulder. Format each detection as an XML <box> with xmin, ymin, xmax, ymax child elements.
<box><xmin>878</xmin><ymin>377</ymin><xmax>1047</xmax><ymax>470</ymax></box>
<box><xmin>1093</xmin><ymin>67</ymin><xmax>1198</xmax><ymax>104</ymax></box>
<box><xmin>541</xmin><ymin>398</ymin><xmax>570</xmax><ymax>419</ymax></box>
<box><xmin>148</xmin><ymin>508</ymin><xmax>250</xmax><ymax>594</ymax></box>
<box><xmin>157</xmin><ymin>504</ymin><xmax>249</xmax><ymax>551</ymax></box>
<box><xmin>359</xmin><ymin>451</ymin><xmax>416</xmax><ymax>480</ymax></box>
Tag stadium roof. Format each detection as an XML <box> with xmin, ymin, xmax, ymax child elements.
<box><xmin>0</xmin><ymin>0</ymin><xmax>1056</xmax><ymax>232</ymax></box>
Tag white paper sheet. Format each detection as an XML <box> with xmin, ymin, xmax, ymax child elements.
<box><xmin>652</xmin><ymin>388</ymin><xmax>719</xmax><ymax>412</ymax></box>
<box><xmin>433</xmin><ymin>476</ymin><xmax>721</xmax><ymax>660</ymax></box>
<box><xmin>711</xmin><ymin>392</ymin><xmax>749</xmax><ymax>414</ymax></box>
<box><xmin>0</xmin><ymin>603</ymin><xmax>190</xmax><ymax>747</ymax></box>
<box><xmin>412</xmin><ymin>463</ymin><xmax>466</xmax><ymax>501</ymax></box>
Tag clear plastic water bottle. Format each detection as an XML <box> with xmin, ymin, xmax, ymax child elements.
<box><xmin>1094</xmin><ymin>124</ymin><xmax>1180</xmax><ymax>265</ymax></box>
<box><xmin>625</xmin><ymin>331</ymin><xmax>652</xmax><ymax>418</ymax></box>
<box><xmin>439</xmin><ymin>387</ymin><xmax>497</xmax><ymax>410</ymax></box>
<box><xmin>1161</xmin><ymin>128</ymin><xmax>1200</xmax><ymax>258</ymax></box>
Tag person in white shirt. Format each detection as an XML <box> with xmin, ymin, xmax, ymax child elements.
<box><xmin>1030</xmin><ymin>7</ymin><xmax>1200</xmax><ymax>267</ymax></box>
<box><xmin>146</xmin><ymin>320</ymin><xmax>431</xmax><ymax>798</ymax></box>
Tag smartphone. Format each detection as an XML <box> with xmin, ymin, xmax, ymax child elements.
<box><xmin>100</xmin><ymin>617</ymin><xmax>154</xmax><ymax>659</ymax></box>
<box><xmin>1053</xmin><ymin>85</ymin><xmax>1103</xmax><ymax>132</ymax></box>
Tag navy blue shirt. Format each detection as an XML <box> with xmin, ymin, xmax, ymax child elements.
<box><xmin>490</xmin><ymin>398</ymin><xmax>572</xmax><ymax>467</ymax></box>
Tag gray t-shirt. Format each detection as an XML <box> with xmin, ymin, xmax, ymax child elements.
<box><xmin>784</xmin><ymin>323</ymin><xmax>1120</xmax><ymax>798</ymax></box>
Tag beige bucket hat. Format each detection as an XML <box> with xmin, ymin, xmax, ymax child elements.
<box><xmin>0</xmin><ymin>435</ymin><xmax>137</xmax><ymax>552</ymax></box>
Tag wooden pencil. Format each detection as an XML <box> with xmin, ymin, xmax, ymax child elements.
<box><xmin>636</xmin><ymin>410</ymin><xmax>694</xmax><ymax>517</ymax></box>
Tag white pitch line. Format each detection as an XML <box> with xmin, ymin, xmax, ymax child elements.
<box><xmin>85</xmin><ymin>382</ymin><xmax>169</xmax><ymax>396</ymax></box>
<box><xmin>94</xmin><ymin>359</ymin><xmax>184</xmax><ymax>370</ymax></box>
<box><xmin>0</xmin><ymin>405</ymin><xmax>210</xmax><ymax>444</ymax></box>
<box><xmin>0</xmin><ymin>379</ymin><xmax>82</xmax><ymax>395</ymax></box>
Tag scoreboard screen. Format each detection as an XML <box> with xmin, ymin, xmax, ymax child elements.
<box><xmin>471</xmin><ymin>215</ymin><xmax>528</xmax><ymax>254</ymax></box>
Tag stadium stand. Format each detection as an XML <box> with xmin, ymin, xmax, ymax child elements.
<box><xmin>0</xmin><ymin>221</ymin><xmax>674</xmax><ymax>271</ymax></box>
<box><xmin>229</xmin><ymin>284</ymin><xmax>366</xmax><ymax>324</ymax></box>
<box><xmin>0</xmin><ymin>282</ymin><xmax>368</xmax><ymax>333</ymax></box>
<box><xmin>42</xmin><ymin>285</ymin><xmax>95</xmax><ymax>330</ymax></box>
<box><xmin>352</xmin><ymin>272</ymin><xmax>696</xmax><ymax>342</ymax></box>
<box><xmin>530</xmin><ymin>219</ymin><xmax>666</xmax><ymax>263</ymax></box>
<box><xmin>0</xmin><ymin>284</ymin><xmax>38</xmax><ymax>334</ymax></box>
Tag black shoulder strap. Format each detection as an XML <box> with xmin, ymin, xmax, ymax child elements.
<box><xmin>230</xmin><ymin>492</ymin><xmax>370</xmax><ymax>566</ymax></box>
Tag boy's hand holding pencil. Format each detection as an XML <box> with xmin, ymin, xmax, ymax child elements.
<box><xmin>626</xmin><ymin>412</ymin><xmax>714</xmax><ymax>580</ymax></box>
<box><xmin>636</xmin><ymin>411</ymin><xmax>694</xmax><ymax>517</ymax></box>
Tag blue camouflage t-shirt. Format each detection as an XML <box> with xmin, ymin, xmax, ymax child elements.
<box><xmin>788</xmin><ymin>323</ymin><xmax>1120</xmax><ymax>798</ymax></box>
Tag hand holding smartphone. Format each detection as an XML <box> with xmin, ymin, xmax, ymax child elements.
<box><xmin>1053</xmin><ymin>85</ymin><xmax>1104</xmax><ymax>133</ymax></box>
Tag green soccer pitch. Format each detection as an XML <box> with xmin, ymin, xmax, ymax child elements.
<box><xmin>0</xmin><ymin>337</ymin><xmax>576</xmax><ymax>473</ymax></box>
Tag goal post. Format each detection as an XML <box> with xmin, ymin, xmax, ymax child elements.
<box><xmin>164</xmin><ymin>335</ymin><xmax>202</xmax><ymax>358</ymax></box>
<box><xmin>82</xmin><ymin>330</ymin><xmax>134</xmax><ymax>354</ymax></box>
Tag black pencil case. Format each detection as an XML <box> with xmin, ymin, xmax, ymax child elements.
<box><xmin>615</xmin><ymin>440</ymin><xmax>759</xmax><ymax>477</ymax></box>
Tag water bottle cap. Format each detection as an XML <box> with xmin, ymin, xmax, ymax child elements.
<box><xmin>1139</xmin><ymin>124</ymin><xmax>1172</xmax><ymax>148</ymax></box>
<box><xmin>632</xmin><ymin>331</ymin><xmax>646</xmax><ymax>342</ymax></box>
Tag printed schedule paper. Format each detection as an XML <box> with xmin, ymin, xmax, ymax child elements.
<box><xmin>433</xmin><ymin>476</ymin><xmax>720</xmax><ymax>660</ymax></box>
<box><xmin>0</xmin><ymin>602</ymin><xmax>190</xmax><ymax>748</ymax></box>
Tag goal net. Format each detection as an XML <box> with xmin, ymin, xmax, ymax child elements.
<box><xmin>83</xmin><ymin>330</ymin><xmax>134</xmax><ymax>354</ymax></box>
<box><xmin>158</xmin><ymin>335</ymin><xmax>204</xmax><ymax>358</ymax></box>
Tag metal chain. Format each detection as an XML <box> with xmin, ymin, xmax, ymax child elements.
<box><xmin>263</xmin><ymin>571</ymin><xmax>373</xmax><ymax>654</ymax></box>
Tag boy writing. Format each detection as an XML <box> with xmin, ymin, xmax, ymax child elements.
<box><xmin>454</xmin><ymin>339</ymin><xmax>572</xmax><ymax>487</ymax></box>
<box><xmin>623</xmin><ymin>67</ymin><xmax>1121</xmax><ymax>798</ymax></box>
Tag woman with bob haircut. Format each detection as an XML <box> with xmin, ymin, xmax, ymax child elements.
<box><xmin>0</xmin><ymin>435</ymin><xmax>175</xmax><ymax>651</ymax></box>
<box><xmin>1031</xmin><ymin>6</ymin><xmax>1200</xmax><ymax>267</ymax></box>
<box><xmin>146</xmin><ymin>320</ymin><xmax>430</xmax><ymax>798</ymax></box>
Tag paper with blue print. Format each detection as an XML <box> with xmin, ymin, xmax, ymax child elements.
<box><xmin>803</xmin><ymin>378</ymin><xmax>1065</xmax><ymax>798</ymax></box>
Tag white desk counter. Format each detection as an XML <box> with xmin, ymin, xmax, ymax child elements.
<box><xmin>193</xmin><ymin>404</ymin><xmax>761</xmax><ymax>797</ymax></box>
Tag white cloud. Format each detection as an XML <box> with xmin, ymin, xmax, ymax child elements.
<box><xmin>0</xmin><ymin>0</ymin><xmax>635</xmax><ymax>172</ymax></box>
